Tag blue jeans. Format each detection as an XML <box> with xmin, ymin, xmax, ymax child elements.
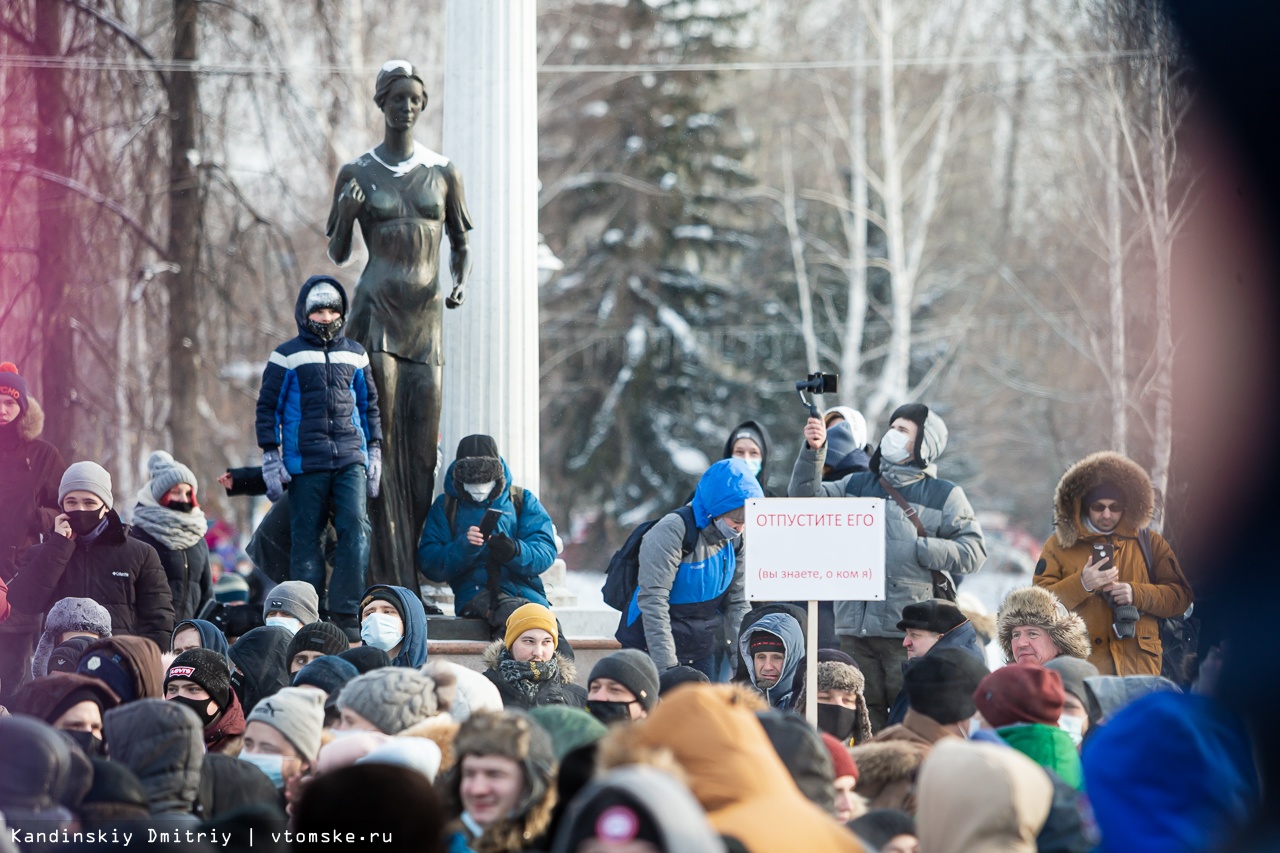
<box><xmin>288</xmin><ymin>464</ymin><xmax>369</xmax><ymax>616</ymax></box>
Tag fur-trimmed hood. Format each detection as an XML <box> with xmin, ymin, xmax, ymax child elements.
<box><xmin>1053</xmin><ymin>451</ymin><xmax>1154</xmax><ymax>548</ymax></box>
<box><xmin>997</xmin><ymin>586</ymin><xmax>1092</xmax><ymax>663</ymax></box>
<box><xmin>16</xmin><ymin>395</ymin><xmax>45</xmax><ymax>441</ymax></box>
<box><xmin>481</xmin><ymin>639</ymin><xmax>578</xmax><ymax>685</ymax></box>
<box><xmin>848</xmin><ymin>740</ymin><xmax>928</xmax><ymax>804</ymax></box>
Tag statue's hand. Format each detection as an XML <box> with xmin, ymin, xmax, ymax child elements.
<box><xmin>338</xmin><ymin>178</ymin><xmax>365</xmax><ymax>218</ymax></box>
<box><xmin>445</xmin><ymin>285</ymin><xmax>466</xmax><ymax>310</ymax></box>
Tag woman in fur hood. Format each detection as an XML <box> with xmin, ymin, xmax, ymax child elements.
<box><xmin>1032</xmin><ymin>451</ymin><xmax>1194</xmax><ymax>676</ymax></box>
<box><xmin>482</xmin><ymin>603</ymin><xmax>585</xmax><ymax>711</ymax></box>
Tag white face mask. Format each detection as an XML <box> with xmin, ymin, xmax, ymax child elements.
<box><xmin>361</xmin><ymin>613</ymin><xmax>404</xmax><ymax>652</ymax></box>
<box><xmin>1059</xmin><ymin>714</ymin><xmax>1085</xmax><ymax>747</ymax></box>
<box><xmin>879</xmin><ymin>429</ymin><xmax>912</xmax><ymax>464</ymax></box>
<box><xmin>265</xmin><ymin>615</ymin><xmax>302</xmax><ymax>635</ymax></box>
<box><xmin>741</xmin><ymin>457</ymin><xmax>763</xmax><ymax>477</ymax></box>
<box><xmin>463</xmin><ymin>481</ymin><xmax>495</xmax><ymax>502</ymax></box>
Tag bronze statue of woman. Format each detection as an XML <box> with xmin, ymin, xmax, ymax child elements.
<box><xmin>327</xmin><ymin>60</ymin><xmax>472</xmax><ymax>599</ymax></box>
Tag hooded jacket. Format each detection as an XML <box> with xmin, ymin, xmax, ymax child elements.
<box><xmin>0</xmin><ymin>397</ymin><xmax>65</xmax><ymax>636</ymax></box>
<box><xmin>617</xmin><ymin>459</ymin><xmax>763</xmax><ymax>670</ymax></box>
<box><xmin>9</xmin><ymin>513</ymin><xmax>175</xmax><ymax>651</ymax></box>
<box><xmin>171</xmin><ymin>618</ymin><xmax>233</xmax><ymax>667</ymax></box>
<box><xmin>885</xmin><ymin>619</ymin><xmax>985</xmax><ymax>727</ymax></box>
<box><xmin>995</xmin><ymin>723</ymin><xmax>1084</xmax><ymax>790</ymax></box>
<box><xmin>736</xmin><ymin>611</ymin><xmax>805</xmax><ymax>708</ymax></box>
<box><xmin>916</xmin><ymin>739</ymin><xmax>1054</xmax><ymax>853</ymax></box>
<box><xmin>8</xmin><ymin>672</ymin><xmax>120</xmax><ymax>724</ymax></box>
<box><xmin>789</xmin><ymin>409</ymin><xmax>986</xmax><ymax>639</ymax></box>
<box><xmin>254</xmin><ymin>275</ymin><xmax>382</xmax><ymax>475</ymax></box>
<box><xmin>1083</xmin><ymin>692</ymin><xmax>1258</xmax><ymax>853</ymax></box>
<box><xmin>417</xmin><ymin>457</ymin><xmax>558</xmax><ymax>611</ymax></box>
<box><xmin>722</xmin><ymin>419</ymin><xmax>777</xmax><ymax>496</ymax></box>
<box><xmin>1034</xmin><ymin>452</ymin><xmax>1194</xmax><ymax>676</ymax></box>
<box><xmin>79</xmin><ymin>635</ymin><xmax>164</xmax><ymax>700</ymax></box>
<box><xmin>361</xmin><ymin>583</ymin><xmax>429</xmax><ymax>667</ymax></box>
<box><xmin>228</xmin><ymin>625</ymin><xmax>293</xmax><ymax>713</ymax></box>
<box><xmin>629</xmin><ymin>684</ymin><xmax>863</xmax><ymax>853</ymax></box>
<box><xmin>480</xmin><ymin>639</ymin><xmax>587</xmax><ymax>710</ymax></box>
<box><xmin>549</xmin><ymin>766</ymin><xmax>727</xmax><ymax>853</ymax></box>
<box><xmin>103</xmin><ymin>698</ymin><xmax>204</xmax><ymax>821</ymax></box>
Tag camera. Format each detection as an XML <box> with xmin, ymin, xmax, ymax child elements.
<box><xmin>795</xmin><ymin>372</ymin><xmax>838</xmax><ymax>417</ymax></box>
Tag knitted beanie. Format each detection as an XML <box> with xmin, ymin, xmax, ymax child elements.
<box><xmin>145</xmin><ymin>450</ymin><xmax>199</xmax><ymax>502</ymax></box>
<box><xmin>59</xmin><ymin>461</ymin><xmax>114</xmax><ymax>509</ymax></box>
<box><xmin>358</xmin><ymin>587</ymin><xmax>407</xmax><ymax>623</ymax></box>
<box><xmin>658</xmin><ymin>665</ymin><xmax>709</xmax><ymax>695</ymax></box>
<box><xmin>1043</xmin><ymin>656</ymin><xmax>1101</xmax><ymax>706</ymax></box>
<box><xmin>305</xmin><ymin>281</ymin><xmax>344</xmax><ymax>314</ymax></box>
<box><xmin>904</xmin><ymin>648</ymin><xmax>990</xmax><ymax>725</ymax></box>
<box><xmin>974</xmin><ymin>663</ymin><xmax>1065</xmax><ymax>728</ymax></box>
<box><xmin>165</xmin><ymin>649</ymin><xmax>233</xmax><ymax>710</ymax></box>
<box><xmin>527</xmin><ymin>706</ymin><xmax>608</xmax><ymax>762</ymax></box>
<box><xmin>263</xmin><ymin>581</ymin><xmax>320</xmax><ymax>626</ymax></box>
<box><xmin>287</xmin><ymin>621</ymin><xmax>350</xmax><ymax>664</ymax></box>
<box><xmin>587</xmin><ymin>650</ymin><xmax>661</xmax><ymax>711</ymax></box>
<box><xmin>214</xmin><ymin>573</ymin><xmax>250</xmax><ymax>604</ymax></box>
<box><xmin>504</xmin><ymin>603</ymin><xmax>559</xmax><ymax>651</ymax></box>
<box><xmin>336</xmin><ymin>668</ymin><xmax>441</xmax><ymax>734</ymax></box>
<box><xmin>821</xmin><ymin>731</ymin><xmax>859</xmax><ymax>781</ymax></box>
<box><xmin>246</xmin><ymin>686</ymin><xmax>325</xmax><ymax>763</ymax></box>
<box><xmin>292</xmin><ymin>656</ymin><xmax>360</xmax><ymax>695</ymax></box>
<box><xmin>0</xmin><ymin>362</ymin><xmax>28</xmax><ymax>416</ymax></box>
<box><xmin>338</xmin><ymin>646</ymin><xmax>392</xmax><ymax>674</ymax></box>
<box><xmin>48</xmin><ymin>637</ymin><xmax>96</xmax><ymax>674</ymax></box>
<box><xmin>749</xmin><ymin>632</ymin><xmax>786</xmax><ymax>656</ymax></box>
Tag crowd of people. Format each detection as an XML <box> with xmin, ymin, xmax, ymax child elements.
<box><xmin>0</xmin><ymin>276</ymin><xmax>1262</xmax><ymax>853</ymax></box>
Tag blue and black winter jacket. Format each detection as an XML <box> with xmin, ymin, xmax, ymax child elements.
<box><xmin>255</xmin><ymin>276</ymin><xmax>382</xmax><ymax>475</ymax></box>
<box><xmin>416</xmin><ymin>458</ymin><xmax>558</xmax><ymax>611</ymax></box>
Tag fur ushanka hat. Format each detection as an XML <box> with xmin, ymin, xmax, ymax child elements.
<box><xmin>997</xmin><ymin>586</ymin><xmax>1092</xmax><ymax>663</ymax></box>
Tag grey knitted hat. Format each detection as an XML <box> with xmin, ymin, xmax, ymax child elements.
<box><xmin>587</xmin><ymin>649</ymin><xmax>660</xmax><ymax>711</ymax></box>
<box><xmin>336</xmin><ymin>668</ymin><xmax>441</xmax><ymax>734</ymax></box>
<box><xmin>246</xmin><ymin>686</ymin><xmax>325</xmax><ymax>762</ymax></box>
<box><xmin>59</xmin><ymin>461</ymin><xmax>114</xmax><ymax>509</ymax></box>
<box><xmin>146</xmin><ymin>450</ymin><xmax>199</xmax><ymax>502</ymax></box>
<box><xmin>263</xmin><ymin>581</ymin><xmax>320</xmax><ymax>626</ymax></box>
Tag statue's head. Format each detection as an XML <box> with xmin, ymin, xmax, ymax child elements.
<box><xmin>374</xmin><ymin>59</ymin><xmax>427</xmax><ymax>112</ymax></box>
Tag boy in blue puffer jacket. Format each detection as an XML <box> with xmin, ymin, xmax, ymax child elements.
<box><xmin>417</xmin><ymin>435</ymin><xmax>558</xmax><ymax>621</ymax></box>
<box><xmin>255</xmin><ymin>276</ymin><xmax>382</xmax><ymax>639</ymax></box>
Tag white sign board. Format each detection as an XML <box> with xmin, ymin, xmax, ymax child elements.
<box><xmin>745</xmin><ymin>497</ymin><xmax>886</xmax><ymax>601</ymax></box>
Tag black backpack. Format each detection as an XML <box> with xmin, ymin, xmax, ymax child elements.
<box><xmin>1134</xmin><ymin>528</ymin><xmax>1200</xmax><ymax>683</ymax></box>
<box><xmin>602</xmin><ymin>505</ymin><xmax>700</xmax><ymax>612</ymax></box>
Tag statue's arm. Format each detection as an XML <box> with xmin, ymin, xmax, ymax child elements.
<box><xmin>326</xmin><ymin>165</ymin><xmax>363</xmax><ymax>265</ymax></box>
<box><xmin>443</xmin><ymin>162</ymin><xmax>474</xmax><ymax>308</ymax></box>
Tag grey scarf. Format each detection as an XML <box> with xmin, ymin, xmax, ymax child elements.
<box><xmin>131</xmin><ymin>486</ymin><xmax>207</xmax><ymax>550</ymax></box>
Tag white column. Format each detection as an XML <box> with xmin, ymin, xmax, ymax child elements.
<box><xmin>441</xmin><ymin>0</ymin><xmax>540</xmax><ymax>496</ymax></box>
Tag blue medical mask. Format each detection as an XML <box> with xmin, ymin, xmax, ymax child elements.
<box><xmin>265</xmin><ymin>615</ymin><xmax>302</xmax><ymax>635</ymax></box>
<box><xmin>361</xmin><ymin>613</ymin><xmax>404</xmax><ymax>652</ymax></box>
<box><xmin>239</xmin><ymin>752</ymin><xmax>284</xmax><ymax>788</ymax></box>
<box><xmin>715</xmin><ymin>518</ymin><xmax>741</xmax><ymax>541</ymax></box>
<box><xmin>740</xmin><ymin>457</ymin><xmax>763</xmax><ymax>477</ymax></box>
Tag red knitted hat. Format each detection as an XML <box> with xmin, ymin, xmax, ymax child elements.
<box><xmin>821</xmin><ymin>731</ymin><xmax>859</xmax><ymax>781</ymax></box>
<box><xmin>750</xmin><ymin>631</ymin><xmax>785</xmax><ymax>656</ymax></box>
<box><xmin>973</xmin><ymin>663</ymin><xmax>1065</xmax><ymax>728</ymax></box>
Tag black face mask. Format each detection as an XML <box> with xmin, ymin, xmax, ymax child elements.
<box><xmin>167</xmin><ymin>501</ymin><xmax>195</xmax><ymax>514</ymax></box>
<box><xmin>168</xmin><ymin>694</ymin><xmax>220</xmax><ymax>727</ymax></box>
<box><xmin>66</xmin><ymin>509</ymin><xmax>105</xmax><ymax>537</ymax></box>
<box><xmin>817</xmin><ymin>703</ymin><xmax>860</xmax><ymax>742</ymax></box>
<box><xmin>587</xmin><ymin>701</ymin><xmax>635</xmax><ymax>726</ymax></box>
<box><xmin>64</xmin><ymin>728</ymin><xmax>106</xmax><ymax>757</ymax></box>
<box><xmin>306</xmin><ymin>317</ymin><xmax>344</xmax><ymax>342</ymax></box>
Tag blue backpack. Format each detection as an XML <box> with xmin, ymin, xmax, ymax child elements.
<box><xmin>601</xmin><ymin>506</ymin><xmax>700</xmax><ymax>611</ymax></box>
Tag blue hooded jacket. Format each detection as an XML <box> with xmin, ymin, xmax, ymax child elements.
<box><xmin>171</xmin><ymin>619</ymin><xmax>232</xmax><ymax>669</ymax></box>
<box><xmin>1083</xmin><ymin>691</ymin><xmax>1259</xmax><ymax>853</ymax></box>
<box><xmin>416</xmin><ymin>459</ymin><xmax>558</xmax><ymax>611</ymax></box>
<box><xmin>360</xmin><ymin>584</ymin><xmax>428</xmax><ymax>668</ymax></box>
<box><xmin>254</xmin><ymin>276</ymin><xmax>382</xmax><ymax>475</ymax></box>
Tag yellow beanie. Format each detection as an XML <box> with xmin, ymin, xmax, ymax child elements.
<box><xmin>504</xmin><ymin>603</ymin><xmax>559</xmax><ymax>650</ymax></box>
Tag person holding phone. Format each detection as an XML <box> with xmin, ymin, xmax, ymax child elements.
<box><xmin>1033</xmin><ymin>451</ymin><xmax>1194</xmax><ymax>677</ymax></box>
<box><xmin>417</xmin><ymin>435</ymin><xmax>559</xmax><ymax>624</ymax></box>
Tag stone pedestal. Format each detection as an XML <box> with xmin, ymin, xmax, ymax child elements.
<box><xmin>440</xmin><ymin>1</ymin><xmax>540</xmax><ymax>494</ymax></box>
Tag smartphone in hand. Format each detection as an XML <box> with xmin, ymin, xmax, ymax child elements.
<box><xmin>1092</xmin><ymin>542</ymin><xmax>1114</xmax><ymax>567</ymax></box>
<box><xmin>478</xmin><ymin>508</ymin><xmax>503</xmax><ymax>538</ymax></box>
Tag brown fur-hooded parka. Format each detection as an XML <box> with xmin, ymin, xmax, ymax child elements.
<box><xmin>1032</xmin><ymin>451</ymin><xmax>1193</xmax><ymax>676</ymax></box>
